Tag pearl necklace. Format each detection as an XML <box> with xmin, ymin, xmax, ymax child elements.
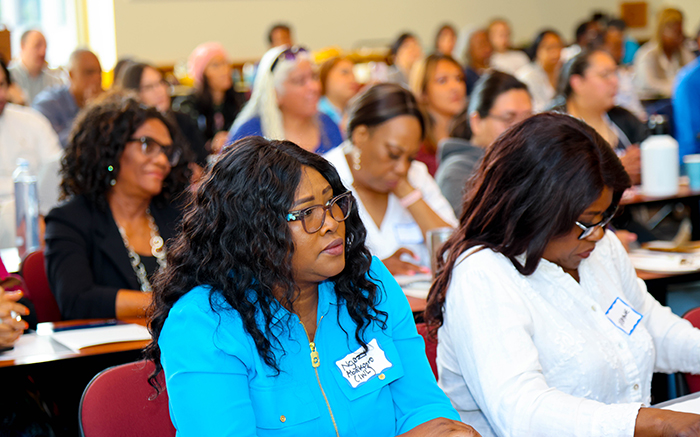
<box><xmin>116</xmin><ymin>209</ymin><xmax>167</xmax><ymax>292</ymax></box>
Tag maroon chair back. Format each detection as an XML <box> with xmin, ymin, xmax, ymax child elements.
<box><xmin>19</xmin><ymin>250</ymin><xmax>62</xmax><ymax>322</ymax></box>
<box><xmin>684</xmin><ymin>308</ymin><xmax>700</xmax><ymax>393</ymax></box>
<box><xmin>79</xmin><ymin>360</ymin><xmax>175</xmax><ymax>437</ymax></box>
<box><xmin>416</xmin><ymin>322</ymin><xmax>439</xmax><ymax>381</ymax></box>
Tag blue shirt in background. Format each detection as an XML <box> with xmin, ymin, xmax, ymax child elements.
<box><xmin>673</xmin><ymin>59</ymin><xmax>700</xmax><ymax>162</ymax></box>
<box><xmin>32</xmin><ymin>86</ymin><xmax>80</xmax><ymax>148</ymax></box>
<box><xmin>159</xmin><ymin>257</ymin><xmax>459</xmax><ymax>436</ymax></box>
<box><xmin>317</xmin><ymin>96</ymin><xmax>342</xmax><ymax>127</ymax></box>
<box><xmin>228</xmin><ymin>112</ymin><xmax>342</xmax><ymax>154</ymax></box>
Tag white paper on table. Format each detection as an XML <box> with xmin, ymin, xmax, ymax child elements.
<box><xmin>393</xmin><ymin>273</ymin><xmax>433</xmax><ymax>287</ymax></box>
<box><xmin>394</xmin><ymin>273</ymin><xmax>433</xmax><ymax>299</ymax></box>
<box><xmin>0</xmin><ymin>332</ymin><xmax>72</xmax><ymax>362</ymax></box>
<box><xmin>51</xmin><ymin>324</ymin><xmax>151</xmax><ymax>352</ymax></box>
<box><xmin>661</xmin><ymin>396</ymin><xmax>700</xmax><ymax>414</ymax></box>
<box><xmin>628</xmin><ymin>250</ymin><xmax>700</xmax><ymax>273</ymax></box>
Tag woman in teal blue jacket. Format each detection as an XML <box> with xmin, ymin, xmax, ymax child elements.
<box><xmin>146</xmin><ymin>136</ymin><xmax>477</xmax><ymax>437</ymax></box>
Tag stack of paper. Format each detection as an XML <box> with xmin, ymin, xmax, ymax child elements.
<box><xmin>52</xmin><ymin>324</ymin><xmax>151</xmax><ymax>352</ymax></box>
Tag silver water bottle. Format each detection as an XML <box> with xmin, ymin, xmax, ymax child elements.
<box><xmin>13</xmin><ymin>158</ymin><xmax>40</xmax><ymax>259</ymax></box>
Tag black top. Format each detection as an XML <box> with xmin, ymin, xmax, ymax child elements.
<box><xmin>548</xmin><ymin>101</ymin><xmax>650</xmax><ymax>149</ymax></box>
<box><xmin>464</xmin><ymin>67</ymin><xmax>481</xmax><ymax>97</ymax></box>
<box><xmin>44</xmin><ymin>195</ymin><xmax>182</xmax><ymax>320</ymax></box>
<box><xmin>172</xmin><ymin>88</ymin><xmax>245</xmax><ymax>143</ymax></box>
<box><xmin>172</xmin><ymin>111</ymin><xmax>209</xmax><ymax>167</ymax></box>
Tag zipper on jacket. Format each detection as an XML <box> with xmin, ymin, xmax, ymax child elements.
<box><xmin>300</xmin><ymin>316</ymin><xmax>340</xmax><ymax>437</ymax></box>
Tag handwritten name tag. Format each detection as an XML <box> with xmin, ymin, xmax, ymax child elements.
<box><xmin>605</xmin><ymin>297</ymin><xmax>643</xmax><ymax>335</ymax></box>
<box><xmin>335</xmin><ymin>338</ymin><xmax>392</xmax><ymax>388</ymax></box>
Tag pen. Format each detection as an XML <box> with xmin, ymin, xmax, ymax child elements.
<box><xmin>52</xmin><ymin>320</ymin><xmax>124</xmax><ymax>332</ymax></box>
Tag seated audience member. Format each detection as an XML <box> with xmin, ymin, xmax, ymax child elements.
<box><xmin>462</xmin><ymin>29</ymin><xmax>493</xmax><ymax>96</ymax></box>
<box><xmin>229</xmin><ymin>45</ymin><xmax>342</xmax><ymax>154</ymax></box>
<box><xmin>633</xmin><ymin>7</ymin><xmax>695</xmax><ymax>99</ymax></box>
<box><xmin>0</xmin><ymin>57</ymin><xmax>62</xmax><ymax>248</ymax></box>
<box><xmin>606</xmin><ymin>18</ymin><xmax>640</xmax><ymax>66</ymax></box>
<box><xmin>673</xmin><ymin>58</ymin><xmax>700</xmax><ymax>161</ymax></box>
<box><xmin>409</xmin><ymin>53</ymin><xmax>467</xmax><ymax>175</ymax></box>
<box><xmin>33</xmin><ymin>49</ymin><xmax>103</xmax><ymax>147</ymax></box>
<box><xmin>118</xmin><ymin>62</ymin><xmax>209</xmax><ymax>168</ymax></box>
<box><xmin>317</xmin><ymin>56</ymin><xmax>359</xmax><ymax>131</ymax></box>
<box><xmin>172</xmin><ymin>42</ymin><xmax>244</xmax><ymax>154</ymax></box>
<box><xmin>387</xmin><ymin>33</ymin><xmax>423</xmax><ymax>88</ymax></box>
<box><xmin>8</xmin><ymin>30</ymin><xmax>65</xmax><ymax>105</ymax></box>
<box><xmin>603</xmin><ymin>19</ymin><xmax>647</xmax><ymax>121</ymax></box>
<box><xmin>147</xmin><ymin>136</ymin><xmax>479</xmax><ymax>437</ymax></box>
<box><xmin>561</xmin><ymin>19</ymin><xmax>603</xmax><ymax>63</ymax></box>
<box><xmin>436</xmin><ymin>71</ymin><xmax>532</xmax><ymax>216</ymax></box>
<box><xmin>45</xmin><ymin>93</ymin><xmax>191</xmax><ymax>320</ymax></box>
<box><xmin>111</xmin><ymin>57</ymin><xmax>135</xmax><ymax>88</ymax></box>
<box><xmin>516</xmin><ymin>29</ymin><xmax>563</xmax><ymax>112</ymax></box>
<box><xmin>694</xmin><ymin>26</ymin><xmax>700</xmax><ymax>58</ymax></box>
<box><xmin>425</xmin><ymin>112</ymin><xmax>700</xmax><ymax>437</ymax></box>
<box><xmin>267</xmin><ymin>22</ymin><xmax>294</xmax><ymax>49</ymax></box>
<box><xmin>549</xmin><ymin>50</ymin><xmax>648</xmax><ymax>184</ymax></box>
<box><xmin>324</xmin><ymin>83</ymin><xmax>456</xmax><ymax>275</ymax></box>
<box><xmin>488</xmin><ymin>19</ymin><xmax>530</xmax><ymax>75</ymax></box>
<box><xmin>435</xmin><ymin>24</ymin><xmax>458</xmax><ymax>57</ymax></box>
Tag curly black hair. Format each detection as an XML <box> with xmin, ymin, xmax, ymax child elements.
<box><xmin>146</xmin><ymin>136</ymin><xmax>387</xmax><ymax>390</ymax></box>
<box><xmin>60</xmin><ymin>91</ymin><xmax>192</xmax><ymax>210</ymax></box>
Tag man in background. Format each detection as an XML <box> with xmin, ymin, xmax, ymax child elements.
<box><xmin>8</xmin><ymin>30</ymin><xmax>65</xmax><ymax>105</ymax></box>
<box><xmin>268</xmin><ymin>23</ymin><xmax>294</xmax><ymax>48</ymax></box>
<box><xmin>0</xmin><ymin>57</ymin><xmax>62</xmax><ymax>248</ymax></box>
<box><xmin>32</xmin><ymin>49</ymin><xmax>103</xmax><ymax>147</ymax></box>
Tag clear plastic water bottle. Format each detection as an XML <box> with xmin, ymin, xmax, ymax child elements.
<box><xmin>13</xmin><ymin>158</ymin><xmax>40</xmax><ymax>259</ymax></box>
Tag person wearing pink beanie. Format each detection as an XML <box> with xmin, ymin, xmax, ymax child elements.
<box><xmin>172</xmin><ymin>42</ymin><xmax>244</xmax><ymax>153</ymax></box>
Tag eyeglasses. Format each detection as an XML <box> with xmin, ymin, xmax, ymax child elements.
<box><xmin>270</xmin><ymin>46</ymin><xmax>308</xmax><ymax>72</ymax></box>
<box><xmin>286</xmin><ymin>192</ymin><xmax>353</xmax><ymax>234</ymax></box>
<box><xmin>139</xmin><ymin>79</ymin><xmax>169</xmax><ymax>94</ymax></box>
<box><xmin>575</xmin><ymin>205</ymin><xmax>618</xmax><ymax>240</ymax></box>
<box><xmin>128</xmin><ymin>136</ymin><xmax>181</xmax><ymax>166</ymax></box>
<box><xmin>487</xmin><ymin>111</ymin><xmax>533</xmax><ymax>127</ymax></box>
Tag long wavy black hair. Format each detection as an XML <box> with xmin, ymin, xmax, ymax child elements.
<box><xmin>424</xmin><ymin>112</ymin><xmax>631</xmax><ymax>337</ymax></box>
<box><xmin>60</xmin><ymin>91</ymin><xmax>192</xmax><ymax>210</ymax></box>
<box><xmin>146</xmin><ymin>136</ymin><xmax>387</xmax><ymax>389</ymax></box>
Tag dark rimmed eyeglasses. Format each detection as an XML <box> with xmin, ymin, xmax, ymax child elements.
<box><xmin>128</xmin><ymin>136</ymin><xmax>181</xmax><ymax>166</ymax></box>
<box><xmin>286</xmin><ymin>192</ymin><xmax>353</xmax><ymax>234</ymax></box>
<box><xmin>575</xmin><ymin>205</ymin><xmax>619</xmax><ymax>240</ymax></box>
<box><xmin>270</xmin><ymin>46</ymin><xmax>309</xmax><ymax>72</ymax></box>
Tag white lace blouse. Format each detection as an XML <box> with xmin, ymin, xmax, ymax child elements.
<box><xmin>438</xmin><ymin>231</ymin><xmax>700</xmax><ymax>437</ymax></box>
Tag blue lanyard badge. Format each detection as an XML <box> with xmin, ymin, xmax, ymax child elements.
<box><xmin>605</xmin><ymin>297</ymin><xmax>643</xmax><ymax>335</ymax></box>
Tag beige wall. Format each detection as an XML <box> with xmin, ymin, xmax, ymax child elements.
<box><xmin>112</xmin><ymin>0</ymin><xmax>698</xmax><ymax>67</ymax></box>
<box><xmin>674</xmin><ymin>0</ymin><xmax>700</xmax><ymax>36</ymax></box>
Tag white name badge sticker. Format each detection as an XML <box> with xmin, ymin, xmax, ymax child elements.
<box><xmin>394</xmin><ymin>223</ymin><xmax>424</xmax><ymax>245</ymax></box>
<box><xmin>335</xmin><ymin>338</ymin><xmax>393</xmax><ymax>389</ymax></box>
<box><xmin>605</xmin><ymin>297</ymin><xmax>643</xmax><ymax>335</ymax></box>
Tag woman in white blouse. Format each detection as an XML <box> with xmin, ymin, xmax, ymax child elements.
<box><xmin>324</xmin><ymin>83</ymin><xmax>457</xmax><ymax>275</ymax></box>
<box><xmin>515</xmin><ymin>30</ymin><xmax>563</xmax><ymax>112</ymax></box>
<box><xmin>425</xmin><ymin>112</ymin><xmax>700</xmax><ymax>437</ymax></box>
